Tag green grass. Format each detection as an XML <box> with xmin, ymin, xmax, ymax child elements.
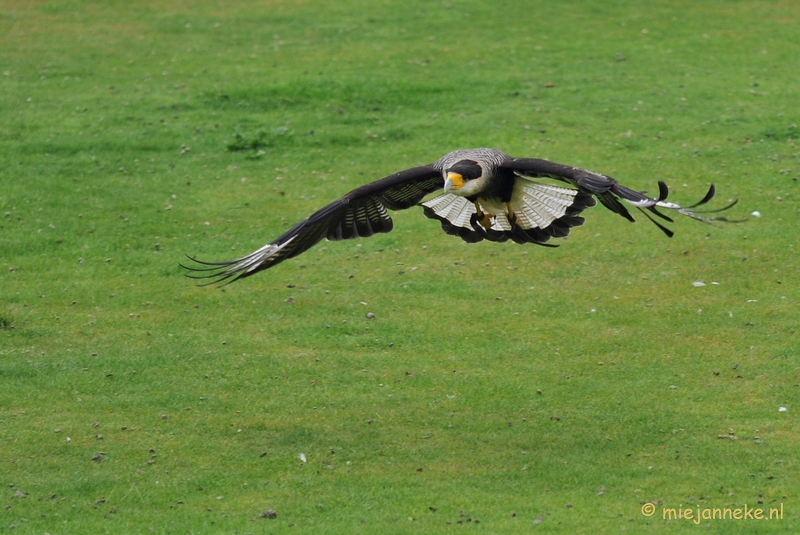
<box><xmin>1</xmin><ymin>0</ymin><xmax>798</xmax><ymax>533</ymax></box>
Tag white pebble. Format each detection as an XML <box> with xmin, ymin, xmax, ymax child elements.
<box><xmin>692</xmin><ymin>281</ymin><xmax>706</xmax><ymax>287</ymax></box>
<box><xmin>751</xmin><ymin>211</ymin><xmax>761</xmax><ymax>217</ymax></box>
<box><xmin>778</xmin><ymin>407</ymin><xmax>788</xmax><ymax>413</ymax></box>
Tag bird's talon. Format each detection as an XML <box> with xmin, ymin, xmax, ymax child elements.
<box><xmin>470</xmin><ymin>212</ymin><xmax>493</xmax><ymax>231</ymax></box>
<box><xmin>506</xmin><ymin>203</ymin><xmax>519</xmax><ymax>229</ymax></box>
<box><xmin>472</xmin><ymin>203</ymin><xmax>494</xmax><ymax>230</ymax></box>
<box><xmin>508</xmin><ymin>213</ymin><xmax>518</xmax><ymax>227</ymax></box>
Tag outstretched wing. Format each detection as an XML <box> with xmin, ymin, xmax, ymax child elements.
<box><xmin>183</xmin><ymin>164</ymin><xmax>442</xmax><ymax>284</ymax></box>
<box><xmin>503</xmin><ymin>158</ymin><xmax>738</xmax><ymax>237</ymax></box>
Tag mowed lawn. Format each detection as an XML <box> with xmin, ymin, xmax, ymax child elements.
<box><xmin>1</xmin><ymin>0</ymin><xmax>798</xmax><ymax>533</ymax></box>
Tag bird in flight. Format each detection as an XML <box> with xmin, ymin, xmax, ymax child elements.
<box><xmin>184</xmin><ymin>148</ymin><xmax>736</xmax><ymax>284</ymax></box>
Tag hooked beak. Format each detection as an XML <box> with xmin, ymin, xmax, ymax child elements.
<box><xmin>444</xmin><ymin>172</ymin><xmax>464</xmax><ymax>193</ymax></box>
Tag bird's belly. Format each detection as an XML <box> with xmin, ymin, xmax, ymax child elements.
<box><xmin>476</xmin><ymin>197</ymin><xmax>507</xmax><ymax>216</ymax></box>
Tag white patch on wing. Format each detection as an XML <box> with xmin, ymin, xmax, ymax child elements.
<box><xmin>422</xmin><ymin>194</ymin><xmax>476</xmax><ymax>229</ymax></box>
<box><xmin>512</xmin><ymin>180</ymin><xmax>579</xmax><ymax>229</ymax></box>
<box><xmin>424</xmin><ymin>182</ymin><xmax>584</xmax><ymax>233</ymax></box>
<box><xmin>234</xmin><ymin>236</ymin><xmax>297</xmax><ymax>274</ymax></box>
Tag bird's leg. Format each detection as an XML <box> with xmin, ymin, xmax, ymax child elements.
<box><xmin>505</xmin><ymin>202</ymin><xmax>519</xmax><ymax>229</ymax></box>
<box><xmin>473</xmin><ymin>203</ymin><xmax>494</xmax><ymax>230</ymax></box>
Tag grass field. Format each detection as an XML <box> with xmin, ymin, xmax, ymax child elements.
<box><xmin>1</xmin><ymin>0</ymin><xmax>798</xmax><ymax>533</ymax></box>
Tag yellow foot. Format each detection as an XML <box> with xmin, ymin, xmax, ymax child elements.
<box><xmin>474</xmin><ymin>204</ymin><xmax>494</xmax><ymax>230</ymax></box>
<box><xmin>479</xmin><ymin>214</ymin><xmax>494</xmax><ymax>229</ymax></box>
<box><xmin>506</xmin><ymin>203</ymin><xmax>518</xmax><ymax>228</ymax></box>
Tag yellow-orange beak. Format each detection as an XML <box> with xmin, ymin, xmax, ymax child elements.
<box><xmin>444</xmin><ymin>172</ymin><xmax>464</xmax><ymax>193</ymax></box>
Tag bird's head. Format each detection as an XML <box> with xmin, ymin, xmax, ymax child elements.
<box><xmin>443</xmin><ymin>159</ymin><xmax>485</xmax><ymax>197</ymax></box>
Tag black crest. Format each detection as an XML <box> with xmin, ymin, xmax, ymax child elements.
<box><xmin>447</xmin><ymin>159</ymin><xmax>482</xmax><ymax>180</ymax></box>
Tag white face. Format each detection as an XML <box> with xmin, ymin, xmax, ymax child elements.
<box><xmin>442</xmin><ymin>159</ymin><xmax>487</xmax><ymax>197</ymax></box>
<box><xmin>445</xmin><ymin>171</ymin><xmax>489</xmax><ymax>197</ymax></box>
